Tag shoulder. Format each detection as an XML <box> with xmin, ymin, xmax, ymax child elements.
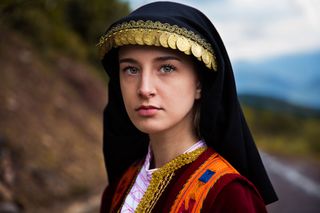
<box><xmin>168</xmin><ymin>148</ymin><xmax>265</xmax><ymax>212</ymax></box>
<box><xmin>202</xmin><ymin>173</ymin><xmax>267</xmax><ymax>213</ymax></box>
<box><xmin>100</xmin><ymin>160</ymin><xmax>143</xmax><ymax>212</ymax></box>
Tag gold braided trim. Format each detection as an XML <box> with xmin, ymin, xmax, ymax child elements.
<box><xmin>135</xmin><ymin>147</ymin><xmax>207</xmax><ymax>212</ymax></box>
<box><xmin>98</xmin><ymin>20</ymin><xmax>217</xmax><ymax>71</ymax></box>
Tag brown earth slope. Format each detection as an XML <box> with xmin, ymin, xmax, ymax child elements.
<box><xmin>0</xmin><ymin>27</ymin><xmax>108</xmax><ymax>212</ymax></box>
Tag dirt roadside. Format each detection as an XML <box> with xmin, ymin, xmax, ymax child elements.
<box><xmin>0</xmin><ymin>27</ymin><xmax>108</xmax><ymax>212</ymax></box>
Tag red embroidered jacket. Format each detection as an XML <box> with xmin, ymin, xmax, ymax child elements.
<box><xmin>100</xmin><ymin>148</ymin><xmax>267</xmax><ymax>212</ymax></box>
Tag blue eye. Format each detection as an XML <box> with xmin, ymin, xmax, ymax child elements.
<box><xmin>160</xmin><ymin>64</ymin><xmax>176</xmax><ymax>73</ymax></box>
<box><xmin>123</xmin><ymin>66</ymin><xmax>139</xmax><ymax>75</ymax></box>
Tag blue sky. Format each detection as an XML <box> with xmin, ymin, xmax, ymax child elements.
<box><xmin>121</xmin><ymin>0</ymin><xmax>320</xmax><ymax>63</ymax></box>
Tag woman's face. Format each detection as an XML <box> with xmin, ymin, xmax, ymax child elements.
<box><xmin>119</xmin><ymin>45</ymin><xmax>201</xmax><ymax>135</ymax></box>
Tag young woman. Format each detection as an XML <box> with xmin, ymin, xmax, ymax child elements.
<box><xmin>98</xmin><ymin>1</ymin><xmax>277</xmax><ymax>212</ymax></box>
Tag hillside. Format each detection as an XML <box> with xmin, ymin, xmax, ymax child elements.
<box><xmin>0</xmin><ymin>27</ymin><xmax>107</xmax><ymax>212</ymax></box>
<box><xmin>1</xmin><ymin>1</ymin><xmax>320</xmax><ymax>211</ymax></box>
<box><xmin>240</xmin><ymin>96</ymin><xmax>320</xmax><ymax>159</ymax></box>
<box><xmin>239</xmin><ymin>94</ymin><xmax>320</xmax><ymax>118</ymax></box>
<box><xmin>234</xmin><ymin>50</ymin><xmax>320</xmax><ymax>108</ymax></box>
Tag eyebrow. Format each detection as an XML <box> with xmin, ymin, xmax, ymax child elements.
<box><xmin>154</xmin><ymin>55</ymin><xmax>182</xmax><ymax>62</ymax></box>
<box><xmin>119</xmin><ymin>55</ymin><xmax>182</xmax><ymax>64</ymax></box>
<box><xmin>119</xmin><ymin>58</ymin><xmax>138</xmax><ymax>64</ymax></box>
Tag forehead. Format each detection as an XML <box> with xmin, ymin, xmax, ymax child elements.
<box><xmin>118</xmin><ymin>45</ymin><xmax>191</xmax><ymax>61</ymax></box>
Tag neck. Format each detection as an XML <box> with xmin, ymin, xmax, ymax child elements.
<box><xmin>149</xmin><ymin>126</ymin><xmax>199</xmax><ymax>168</ymax></box>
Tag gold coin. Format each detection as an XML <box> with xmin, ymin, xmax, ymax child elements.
<box><xmin>159</xmin><ymin>32</ymin><xmax>169</xmax><ymax>48</ymax></box>
<box><xmin>205</xmin><ymin>63</ymin><xmax>211</xmax><ymax>69</ymax></box>
<box><xmin>143</xmin><ymin>31</ymin><xmax>155</xmax><ymax>45</ymax></box>
<box><xmin>135</xmin><ymin>30</ymin><xmax>144</xmax><ymax>45</ymax></box>
<box><xmin>120</xmin><ymin>32</ymin><xmax>129</xmax><ymax>45</ymax></box>
<box><xmin>154</xmin><ymin>31</ymin><xmax>161</xmax><ymax>46</ymax></box>
<box><xmin>202</xmin><ymin>50</ymin><xmax>211</xmax><ymax>65</ymax></box>
<box><xmin>127</xmin><ymin>30</ymin><xmax>136</xmax><ymax>45</ymax></box>
<box><xmin>184</xmin><ymin>45</ymin><xmax>191</xmax><ymax>55</ymax></box>
<box><xmin>168</xmin><ymin>34</ymin><xmax>177</xmax><ymax>49</ymax></box>
<box><xmin>114</xmin><ymin>34</ymin><xmax>122</xmax><ymax>47</ymax></box>
<box><xmin>176</xmin><ymin>37</ymin><xmax>190</xmax><ymax>52</ymax></box>
<box><xmin>212</xmin><ymin>60</ymin><xmax>217</xmax><ymax>71</ymax></box>
<box><xmin>191</xmin><ymin>43</ymin><xmax>203</xmax><ymax>58</ymax></box>
<box><xmin>184</xmin><ymin>49</ymin><xmax>191</xmax><ymax>55</ymax></box>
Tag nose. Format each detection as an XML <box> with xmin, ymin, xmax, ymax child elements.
<box><xmin>137</xmin><ymin>71</ymin><xmax>156</xmax><ymax>98</ymax></box>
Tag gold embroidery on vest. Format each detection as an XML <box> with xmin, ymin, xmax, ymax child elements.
<box><xmin>135</xmin><ymin>147</ymin><xmax>207</xmax><ymax>212</ymax></box>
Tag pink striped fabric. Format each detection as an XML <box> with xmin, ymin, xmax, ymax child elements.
<box><xmin>120</xmin><ymin>140</ymin><xmax>206</xmax><ymax>212</ymax></box>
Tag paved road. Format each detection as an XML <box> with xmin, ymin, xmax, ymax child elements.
<box><xmin>261</xmin><ymin>152</ymin><xmax>320</xmax><ymax>213</ymax></box>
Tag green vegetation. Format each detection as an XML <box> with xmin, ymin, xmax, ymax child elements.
<box><xmin>1</xmin><ymin>1</ymin><xmax>319</xmax><ymax>211</ymax></box>
<box><xmin>0</xmin><ymin>0</ymin><xmax>130</xmax><ymax>211</ymax></box>
<box><xmin>0</xmin><ymin>0</ymin><xmax>129</xmax><ymax>63</ymax></box>
<box><xmin>243</xmin><ymin>105</ymin><xmax>320</xmax><ymax>159</ymax></box>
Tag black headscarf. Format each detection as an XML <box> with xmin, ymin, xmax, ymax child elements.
<box><xmin>100</xmin><ymin>1</ymin><xmax>277</xmax><ymax>205</ymax></box>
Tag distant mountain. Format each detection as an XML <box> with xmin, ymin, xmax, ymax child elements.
<box><xmin>239</xmin><ymin>94</ymin><xmax>320</xmax><ymax>118</ymax></box>
<box><xmin>234</xmin><ymin>50</ymin><xmax>320</xmax><ymax>109</ymax></box>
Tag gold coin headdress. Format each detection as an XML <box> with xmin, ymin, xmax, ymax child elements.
<box><xmin>98</xmin><ymin>20</ymin><xmax>217</xmax><ymax>71</ymax></box>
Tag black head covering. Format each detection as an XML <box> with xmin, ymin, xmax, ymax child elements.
<box><xmin>100</xmin><ymin>1</ymin><xmax>277</xmax><ymax>204</ymax></box>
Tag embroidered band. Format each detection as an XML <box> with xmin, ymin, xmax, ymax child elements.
<box><xmin>135</xmin><ymin>147</ymin><xmax>207</xmax><ymax>212</ymax></box>
<box><xmin>98</xmin><ymin>20</ymin><xmax>217</xmax><ymax>71</ymax></box>
<box><xmin>170</xmin><ymin>153</ymin><xmax>239</xmax><ymax>213</ymax></box>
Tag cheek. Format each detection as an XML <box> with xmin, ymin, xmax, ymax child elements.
<box><xmin>176</xmin><ymin>76</ymin><xmax>199</xmax><ymax>98</ymax></box>
<box><xmin>120</xmin><ymin>79</ymin><xmax>135</xmax><ymax>109</ymax></box>
<box><xmin>163</xmin><ymin>79</ymin><xmax>198</xmax><ymax>108</ymax></box>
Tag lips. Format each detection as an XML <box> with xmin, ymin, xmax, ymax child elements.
<box><xmin>136</xmin><ymin>105</ymin><xmax>161</xmax><ymax>116</ymax></box>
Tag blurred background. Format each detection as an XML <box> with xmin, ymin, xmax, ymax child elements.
<box><xmin>0</xmin><ymin>0</ymin><xmax>319</xmax><ymax>212</ymax></box>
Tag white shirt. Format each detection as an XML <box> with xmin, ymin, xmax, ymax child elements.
<box><xmin>121</xmin><ymin>140</ymin><xmax>206</xmax><ymax>212</ymax></box>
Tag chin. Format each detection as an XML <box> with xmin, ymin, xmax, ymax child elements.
<box><xmin>136</xmin><ymin>126</ymin><xmax>164</xmax><ymax>135</ymax></box>
<box><xmin>134</xmin><ymin>122</ymin><xmax>168</xmax><ymax>135</ymax></box>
